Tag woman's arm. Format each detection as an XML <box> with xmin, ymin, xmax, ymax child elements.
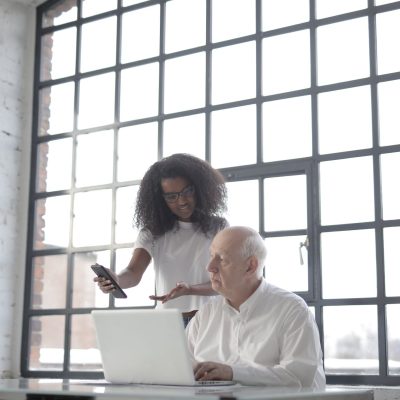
<box><xmin>150</xmin><ymin>281</ymin><xmax>216</xmax><ymax>303</ymax></box>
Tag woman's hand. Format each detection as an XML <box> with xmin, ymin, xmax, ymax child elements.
<box><xmin>93</xmin><ymin>267</ymin><xmax>119</xmax><ymax>294</ymax></box>
<box><xmin>149</xmin><ymin>281</ymin><xmax>191</xmax><ymax>303</ymax></box>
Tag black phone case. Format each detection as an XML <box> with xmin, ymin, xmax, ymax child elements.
<box><xmin>91</xmin><ymin>264</ymin><xmax>127</xmax><ymax>298</ymax></box>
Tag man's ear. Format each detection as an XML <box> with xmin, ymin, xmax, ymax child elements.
<box><xmin>246</xmin><ymin>256</ymin><xmax>259</xmax><ymax>275</ymax></box>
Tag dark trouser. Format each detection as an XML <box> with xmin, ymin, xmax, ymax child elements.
<box><xmin>182</xmin><ymin>310</ymin><xmax>198</xmax><ymax>328</ymax></box>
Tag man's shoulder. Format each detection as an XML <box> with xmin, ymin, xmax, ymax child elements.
<box><xmin>261</xmin><ymin>282</ymin><xmax>308</xmax><ymax>310</ymax></box>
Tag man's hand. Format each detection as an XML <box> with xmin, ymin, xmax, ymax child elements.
<box><xmin>194</xmin><ymin>361</ymin><xmax>233</xmax><ymax>381</ymax></box>
<box><xmin>149</xmin><ymin>281</ymin><xmax>191</xmax><ymax>303</ymax></box>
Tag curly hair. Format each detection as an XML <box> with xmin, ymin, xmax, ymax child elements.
<box><xmin>134</xmin><ymin>153</ymin><xmax>227</xmax><ymax>236</ymax></box>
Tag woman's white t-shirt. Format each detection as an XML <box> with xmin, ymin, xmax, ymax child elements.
<box><xmin>133</xmin><ymin>221</ymin><xmax>220</xmax><ymax>312</ymax></box>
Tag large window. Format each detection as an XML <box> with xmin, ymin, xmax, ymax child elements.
<box><xmin>23</xmin><ymin>0</ymin><xmax>400</xmax><ymax>384</ymax></box>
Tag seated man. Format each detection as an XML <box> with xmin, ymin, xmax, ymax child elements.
<box><xmin>186</xmin><ymin>226</ymin><xmax>325</xmax><ymax>388</ymax></box>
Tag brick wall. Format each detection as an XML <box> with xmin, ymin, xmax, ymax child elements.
<box><xmin>0</xmin><ymin>0</ymin><xmax>35</xmax><ymax>378</ymax></box>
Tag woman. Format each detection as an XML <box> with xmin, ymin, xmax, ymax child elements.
<box><xmin>94</xmin><ymin>153</ymin><xmax>228</xmax><ymax>323</ymax></box>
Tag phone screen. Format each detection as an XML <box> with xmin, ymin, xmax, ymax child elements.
<box><xmin>91</xmin><ymin>263</ymin><xmax>127</xmax><ymax>298</ymax></box>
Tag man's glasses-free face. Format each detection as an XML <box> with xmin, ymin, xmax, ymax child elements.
<box><xmin>162</xmin><ymin>185</ymin><xmax>195</xmax><ymax>203</ymax></box>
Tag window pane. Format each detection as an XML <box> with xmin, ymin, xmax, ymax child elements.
<box><xmin>225</xmin><ymin>180</ymin><xmax>259</xmax><ymax>231</ymax></box>
<box><xmin>165</xmin><ymin>0</ymin><xmax>205</xmax><ymax>53</ymax></box>
<box><xmin>70</xmin><ymin>314</ymin><xmax>101</xmax><ymax>371</ymax></box>
<box><xmin>380</xmin><ymin>152</ymin><xmax>400</xmax><ymax>220</ymax></box>
<box><xmin>118</xmin><ymin>123</ymin><xmax>158</xmax><ymax>182</ymax></box>
<box><xmin>38</xmin><ymin>83</ymin><xmax>75</xmax><ymax>136</ymax></box>
<box><xmin>318</xmin><ymin>85</ymin><xmax>372</xmax><ymax>154</ymax></box>
<box><xmin>264</xmin><ymin>175</ymin><xmax>307</xmax><ymax>231</ymax></box>
<box><xmin>376</xmin><ymin>10</ymin><xmax>400</xmax><ymax>75</ymax></box>
<box><xmin>115</xmin><ymin>248</ymin><xmax>155</xmax><ymax>308</ymax></box>
<box><xmin>120</xmin><ymin>63</ymin><xmax>159</xmax><ymax>121</ymax></box>
<box><xmin>378</xmin><ymin>79</ymin><xmax>400</xmax><ymax>146</ymax></box>
<box><xmin>316</xmin><ymin>0</ymin><xmax>367</xmax><ymax>19</ymax></box>
<box><xmin>262</xmin><ymin>0</ymin><xmax>309</xmax><ymax>31</ymax></box>
<box><xmin>80</xmin><ymin>17</ymin><xmax>117</xmax><ymax>73</ymax></box>
<box><xmin>34</xmin><ymin>196</ymin><xmax>71</xmax><ymax>250</ymax></box>
<box><xmin>116</xmin><ymin>186</ymin><xmax>139</xmax><ymax>244</ymax></box>
<box><xmin>319</xmin><ymin>157</ymin><xmax>375</xmax><ymax>225</ymax></box>
<box><xmin>72</xmin><ymin>189</ymin><xmax>112</xmax><ymax>247</ymax></box>
<box><xmin>321</xmin><ymin>229</ymin><xmax>377</xmax><ymax>299</ymax></box>
<box><xmin>72</xmin><ymin>251</ymin><xmax>110</xmax><ymax>309</ymax></box>
<box><xmin>164</xmin><ymin>53</ymin><xmax>205</xmax><ymax>114</ymax></box>
<box><xmin>384</xmin><ymin>227</ymin><xmax>400</xmax><ymax>297</ymax></box>
<box><xmin>40</xmin><ymin>28</ymin><xmax>76</xmax><ymax>81</ymax></box>
<box><xmin>31</xmin><ymin>255</ymin><xmax>67</xmax><ymax>309</ymax></box>
<box><xmin>317</xmin><ymin>18</ymin><xmax>370</xmax><ymax>86</ymax></box>
<box><xmin>265</xmin><ymin>235</ymin><xmax>309</xmax><ymax>292</ymax></box>
<box><xmin>387</xmin><ymin>304</ymin><xmax>400</xmax><ymax>375</ymax></box>
<box><xmin>28</xmin><ymin>315</ymin><xmax>65</xmax><ymax>371</ymax></box>
<box><xmin>263</xmin><ymin>30</ymin><xmax>310</xmax><ymax>95</ymax></box>
<box><xmin>75</xmin><ymin>130</ymin><xmax>114</xmax><ymax>188</ymax></box>
<box><xmin>163</xmin><ymin>114</ymin><xmax>205</xmax><ymax>159</ymax></box>
<box><xmin>123</xmin><ymin>0</ymin><xmax>143</xmax><ymax>5</ymax></box>
<box><xmin>78</xmin><ymin>72</ymin><xmax>115</xmax><ymax>129</ymax></box>
<box><xmin>82</xmin><ymin>0</ymin><xmax>117</xmax><ymax>18</ymax></box>
<box><xmin>263</xmin><ymin>95</ymin><xmax>312</xmax><ymax>162</ymax></box>
<box><xmin>212</xmin><ymin>0</ymin><xmax>255</xmax><ymax>42</ymax></box>
<box><xmin>121</xmin><ymin>6</ymin><xmax>160</xmax><ymax>63</ymax></box>
<box><xmin>36</xmin><ymin>138</ymin><xmax>73</xmax><ymax>192</ymax></box>
<box><xmin>376</xmin><ymin>0</ymin><xmax>398</xmax><ymax>4</ymax></box>
<box><xmin>211</xmin><ymin>105</ymin><xmax>256</xmax><ymax>168</ymax></box>
<box><xmin>212</xmin><ymin>42</ymin><xmax>256</xmax><ymax>104</ymax></box>
<box><xmin>323</xmin><ymin>305</ymin><xmax>379</xmax><ymax>375</ymax></box>
<box><xmin>42</xmin><ymin>1</ymin><xmax>77</xmax><ymax>28</ymax></box>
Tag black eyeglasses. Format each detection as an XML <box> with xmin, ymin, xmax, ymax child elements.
<box><xmin>162</xmin><ymin>185</ymin><xmax>195</xmax><ymax>203</ymax></box>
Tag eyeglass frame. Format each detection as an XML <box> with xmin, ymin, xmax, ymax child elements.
<box><xmin>162</xmin><ymin>185</ymin><xmax>195</xmax><ymax>203</ymax></box>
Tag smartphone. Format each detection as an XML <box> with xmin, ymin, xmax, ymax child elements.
<box><xmin>91</xmin><ymin>263</ymin><xmax>127</xmax><ymax>299</ymax></box>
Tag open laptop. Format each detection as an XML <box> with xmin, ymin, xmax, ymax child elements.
<box><xmin>91</xmin><ymin>309</ymin><xmax>235</xmax><ymax>386</ymax></box>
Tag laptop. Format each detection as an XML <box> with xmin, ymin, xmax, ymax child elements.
<box><xmin>91</xmin><ymin>309</ymin><xmax>235</xmax><ymax>386</ymax></box>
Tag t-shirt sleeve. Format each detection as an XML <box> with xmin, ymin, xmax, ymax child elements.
<box><xmin>133</xmin><ymin>228</ymin><xmax>154</xmax><ymax>257</ymax></box>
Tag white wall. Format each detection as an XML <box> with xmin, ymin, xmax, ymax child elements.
<box><xmin>0</xmin><ymin>0</ymin><xmax>35</xmax><ymax>378</ymax></box>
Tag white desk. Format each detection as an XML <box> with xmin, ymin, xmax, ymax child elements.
<box><xmin>0</xmin><ymin>379</ymin><xmax>374</xmax><ymax>400</ymax></box>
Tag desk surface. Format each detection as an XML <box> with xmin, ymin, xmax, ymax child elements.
<box><xmin>0</xmin><ymin>379</ymin><xmax>374</xmax><ymax>400</ymax></box>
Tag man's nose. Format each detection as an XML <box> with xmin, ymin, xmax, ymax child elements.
<box><xmin>207</xmin><ymin>258</ymin><xmax>217</xmax><ymax>272</ymax></box>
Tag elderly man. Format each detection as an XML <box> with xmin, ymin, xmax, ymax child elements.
<box><xmin>187</xmin><ymin>226</ymin><xmax>325</xmax><ymax>388</ymax></box>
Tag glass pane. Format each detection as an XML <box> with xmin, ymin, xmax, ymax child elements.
<box><xmin>115</xmin><ymin>248</ymin><xmax>155</xmax><ymax>308</ymax></box>
<box><xmin>70</xmin><ymin>314</ymin><xmax>101</xmax><ymax>371</ymax></box>
<box><xmin>80</xmin><ymin>17</ymin><xmax>117</xmax><ymax>73</ymax></box>
<box><xmin>384</xmin><ymin>227</ymin><xmax>400</xmax><ymax>297</ymax></box>
<box><xmin>381</xmin><ymin>152</ymin><xmax>400</xmax><ymax>220</ymax></box>
<box><xmin>376</xmin><ymin>10</ymin><xmax>400</xmax><ymax>75</ymax></box>
<box><xmin>317</xmin><ymin>18</ymin><xmax>370</xmax><ymax>86</ymax></box>
<box><xmin>211</xmin><ymin>105</ymin><xmax>256</xmax><ymax>168</ymax></box>
<box><xmin>262</xmin><ymin>0</ymin><xmax>309</xmax><ymax>31</ymax></box>
<box><xmin>265</xmin><ymin>235</ymin><xmax>308</xmax><ymax>292</ymax></box>
<box><xmin>123</xmin><ymin>0</ymin><xmax>143</xmax><ymax>5</ymax></box>
<box><xmin>212</xmin><ymin>42</ymin><xmax>256</xmax><ymax>104</ymax></box>
<box><xmin>121</xmin><ymin>6</ymin><xmax>160</xmax><ymax>63</ymax></box>
<box><xmin>36</xmin><ymin>138</ymin><xmax>73</xmax><ymax>192</ymax></box>
<box><xmin>316</xmin><ymin>0</ymin><xmax>367</xmax><ymax>19</ymax></box>
<box><xmin>378</xmin><ymin>79</ymin><xmax>400</xmax><ymax>146</ymax></box>
<box><xmin>78</xmin><ymin>72</ymin><xmax>115</xmax><ymax>129</ymax></box>
<box><xmin>387</xmin><ymin>304</ymin><xmax>400</xmax><ymax>375</ymax></box>
<box><xmin>31</xmin><ymin>255</ymin><xmax>67</xmax><ymax>309</ymax></box>
<box><xmin>321</xmin><ymin>229</ymin><xmax>377</xmax><ymax>299</ymax></box>
<box><xmin>38</xmin><ymin>83</ymin><xmax>75</xmax><ymax>136</ymax></box>
<box><xmin>120</xmin><ymin>63</ymin><xmax>159</xmax><ymax>121</ymax></box>
<box><xmin>41</xmin><ymin>28</ymin><xmax>76</xmax><ymax>81</ymax></box>
<box><xmin>72</xmin><ymin>189</ymin><xmax>112</xmax><ymax>247</ymax></box>
<box><xmin>117</xmin><ymin>123</ymin><xmax>158</xmax><ymax>182</ymax></box>
<box><xmin>263</xmin><ymin>30</ymin><xmax>310</xmax><ymax>95</ymax></box>
<box><xmin>225</xmin><ymin>180</ymin><xmax>259</xmax><ymax>231</ymax></box>
<box><xmin>376</xmin><ymin>0</ymin><xmax>398</xmax><ymax>4</ymax></box>
<box><xmin>28</xmin><ymin>315</ymin><xmax>65</xmax><ymax>371</ymax></box>
<box><xmin>318</xmin><ymin>85</ymin><xmax>372</xmax><ymax>154</ymax></box>
<box><xmin>34</xmin><ymin>195</ymin><xmax>71</xmax><ymax>250</ymax></box>
<box><xmin>323</xmin><ymin>305</ymin><xmax>378</xmax><ymax>375</ymax></box>
<box><xmin>263</xmin><ymin>96</ymin><xmax>312</xmax><ymax>162</ymax></box>
<box><xmin>165</xmin><ymin>0</ymin><xmax>205</xmax><ymax>53</ymax></box>
<box><xmin>212</xmin><ymin>0</ymin><xmax>255</xmax><ymax>42</ymax></box>
<box><xmin>42</xmin><ymin>0</ymin><xmax>77</xmax><ymax>28</ymax></box>
<box><xmin>264</xmin><ymin>175</ymin><xmax>307</xmax><ymax>231</ymax></box>
<box><xmin>75</xmin><ymin>130</ymin><xmax>114</xmax><ymax>188</ymax></box>
<box><xmin>116</xmin><ymin>186</ymin><xmax>140</xmax><ymax>244</ymax></box>
<box><xmin>163</xmin><ymin>114</ymin><xmax>205</xmax><ymax>159</ymax></box>
<box><xmin>164</xmin><ymin>53</ymin><xmax>205</xmax><ymax>114</ymax></box>
<box><xmin>319</xmin><ymin>156</ymin><xmax>375</xmax><ymax>225</ymax></box>
<box><xmin>82</xmin><ymin>0</ymin><xmax>117</xmax><ymax>17</ymax></box>
<box><xmin>72</xmin><ymin>251</ymin><xmax>110</xmax><ymax>309</ymax></box>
